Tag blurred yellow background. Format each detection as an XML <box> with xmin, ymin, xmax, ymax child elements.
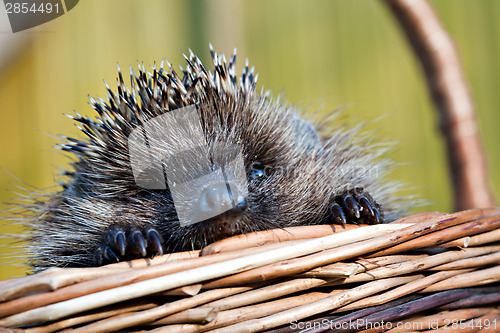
<box><xmin>1</xmin><ymin>0</ymin><xmax>499</xmax><ymax>279</ymax></box>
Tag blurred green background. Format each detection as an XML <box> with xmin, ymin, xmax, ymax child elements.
<box><xmin>1</xmin><ymin>0</ymin><xmax>499</xmax><ymax>279</ymax></box>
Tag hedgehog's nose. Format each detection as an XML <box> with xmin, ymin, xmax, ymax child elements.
<box><xmin>199</xmin><ymin>182</ymin><xmax>247</xmax><ymax>218</ymax></box>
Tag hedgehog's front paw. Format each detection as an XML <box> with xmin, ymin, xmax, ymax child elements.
<box><xmin>94</xmin><ymin>225</ymin><xmax>164</xmax><ymax>266</ymax></box>
<box><xmin>329</xmin><ymin>188</ymin><xmax>383</xmax><ymax>225</ymax></box>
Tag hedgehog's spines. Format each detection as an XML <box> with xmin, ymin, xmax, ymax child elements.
<box><xmin>229</xmin><ymin>48</ymin><xmax>237</xmax><ymax>86</ymax></box>
<box><xmin>209</xmin><ymin>43</ymin><xmax>215</xmax><ymax>62</ymax></box>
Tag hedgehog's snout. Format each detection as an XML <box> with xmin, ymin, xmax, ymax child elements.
<box><xmin>198</xmin><ymin>181</ymin><xmax>247</xmax><ymax>219</ymax></box>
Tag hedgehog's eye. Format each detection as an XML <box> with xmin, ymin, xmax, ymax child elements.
<box><xmin>251</xmin><ymin>168</ymin><xmax>265</xmax><ymax>180</ymax></box>
<box><xmin>250</xmin><ymin>162</ymin><xmax>266</xmax><ymax>182</ymax></box>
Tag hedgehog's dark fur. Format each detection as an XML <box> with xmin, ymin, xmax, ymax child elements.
<box><xmin>23</xmin><ymin>47</ymin><xmax>404</xmax><ymax>270</ymax></box>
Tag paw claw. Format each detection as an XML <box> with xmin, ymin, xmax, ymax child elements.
<box><xmin>372</xmin><ymin>206</ymin><xmax>381</xmax><ymax>225</ymax></box>
<box><xmin>343</xmin><ymin>195</ymin><xmax>360</xmax><ymax>219</ymax></box>
<box><xmin>359</xmin><ymin>196</ymin><xmax>374</xmax><ymax>218</ymax></box>
<box><xmin>95</xmin><ymin>225</ymin><xmax>164</xmax><ymax>266</ymax></box>
<box><xmin>328</xmin><ymin>189</ymin><xmax>382</xmax><ymax>225</ymax></box>
<box><xmin>330</xmin><ymin>203</ymin><xmax>347</xmax><ymax>225</ymax></box>
<box><xmin>114</xmin><ymin>231</ymin><xmax>127</xmax><ymax>257</ymax></box>
<box><xmin>103</xmin><ymin>245</ymin><xmax>120</xmax><ymax>264</ymax></box>
<box><xmin>104</xmin><ymin>226</ymin><xmax>126</xmax><ymax>256</ymax></box>
<box><xmin>128</xmin><ymin>229</ymin><xmax>147</xmax><ymax>257</ymax></box>
<box><xmin>147</xmin><ymin>228</ymin><xmax>164</xmax><ymax>257</ymax></box>
<box><xmin>94</xmin><ymin>244</ymin><xmax>120</xmax><ymax>266</ymax></box>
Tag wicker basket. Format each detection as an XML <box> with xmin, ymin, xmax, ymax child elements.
<box><xmin>1</xmin><ymin>208</ymin><xmax>499</xmax><ymax>332</ymax></box>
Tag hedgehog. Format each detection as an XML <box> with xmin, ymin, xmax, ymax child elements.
<box><xmin>21</xmin><ymin>46</ymin><xmax>404</xmax><ymax>270</ymax></box>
